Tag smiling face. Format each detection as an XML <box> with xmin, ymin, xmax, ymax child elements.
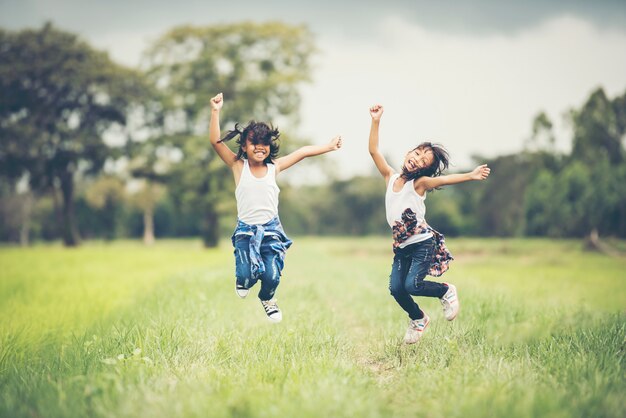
<box><xmin>403</xmin><ymin>146</ymin><xmax>435</xmax><ymax>174</ymax></box>
<box><xmin>232</xmin><ymin>121</ymin><xmax>280</xmax><ymax>164</ymax></box>
<box><xmin>244</xmin><ymin>137</ymin><xmax>270</xmax><ymax>164</ymax></box>
<box><xmin>244</xmin><ymin>132</ymin><xmax>270</xmax><ymax>164</ymax></box>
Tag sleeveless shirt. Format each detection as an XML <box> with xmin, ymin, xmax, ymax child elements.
<box><xmin>385</xmin><ymin>173</ymin><xmax>433</xmax><ymax>248</ymax></box>
<box><xmin>235</xmin><ymin>160</ymin><xmax>279</xmax><ymax>225</ymax></box>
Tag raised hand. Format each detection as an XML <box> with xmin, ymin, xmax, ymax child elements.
<box><xmin>210</xmin><ymin>93</ymin><xmax>223</xmax><ymax>111</ymax></box>
<box><xmin>369</xmin><ymin>104</ymin><xmax>384</xmax><ymax>121</ymax></box>
<box><xmin>470</xmin><ymin>164</ymin><xmax>491</xmax><ymax>180</ymax></box>
<box><xmin>328</xmin><ymin>135</ymin><xmax>343</xmax><ymax>151</ymax></box>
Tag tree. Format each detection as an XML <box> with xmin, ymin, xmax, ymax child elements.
<box><xmin>143</xmin><ymin>22</ymin><xmax>315</xmax><ymax>247</ymax></box>
<box><xmin>0</xmin><ymin>23</ymin><xmax>149</xmax><ymax>246</ymax></box>
<box><xmin>570</xmin><ymin>88</ymin><xmax>624</xmax><ymax>165</ymax></box>
<box><xmin>523</xmin><ymin>88</ymin><xmax>626</xmax><ymax>242</ymax></box>
<box><xmin>125</xmin><ymin>132</ymin><xmax>175</xmax><ymax>245</ymax></box>
<box><xmin>568</xmin><ymin>88</ymin><xmax>626</xmax><ymax>242</ymax></box>
<box><xmin>525</xmin><ymin>111</ymin><xmax>555</xmax><ymax>153</ymax></box>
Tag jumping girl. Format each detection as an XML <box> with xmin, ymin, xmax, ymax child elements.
<box><xmin>210</xmin><ymin>93</ymin><xmax>342</xmax><ymax>323</ymax></box>
<box><xmin>367</xmin><ymin>104</ymin><xmax>490</xmax><ymax>344</ymax></box>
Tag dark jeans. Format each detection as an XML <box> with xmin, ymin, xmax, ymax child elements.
<box><xmin>234</xmin><ymin>234</ymin><xmax>285</xmax><ymax>301</ymax></box>
<box><xmin>389</xmin><ymin>237</ymin><xmax>448</xmax><ymax>320</ymax></box>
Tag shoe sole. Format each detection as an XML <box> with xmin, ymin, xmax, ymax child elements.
<box><xmin>443</xmin><ymin>284</ymin><xmax>460</xmax><ymax>321</ymax></box>
<box><xmin>446</xmin><ymin>305</ymin><xmax>459</xmax><ymax>321</ymax></box>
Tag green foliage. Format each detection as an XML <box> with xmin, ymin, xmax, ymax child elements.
<box><xmin>570</xmin><ymin>88</ymin><xmax>625</xmax><ymax>165</ymax></box>
<box><xmin>0</xmin><ymin>238</ymin><xmax>624</xmax><ymax>417</ymax></box>
<box><xmin>0</xmin><ymin>23</ymin><xmax>151</xmax><ymax>245</ymax></box>
<box><xmin>524</xmin><ymin>88</ymin><xmax>626</xmax><ymax>238</ymax></box>
<box><xmin>473</xmin><ymin>154</ymin><xmax>534</xmax><ymax>236</ymax></box>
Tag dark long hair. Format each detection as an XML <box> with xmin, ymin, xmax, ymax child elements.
<box><xmin>218</xmin><ymin>121</ymin><xmax>280</xmax><ymax>163</ymax></box>
<box><xmin>401</xmin><ymin>142</ymin><xmax>450</xmax><ymax>182</ymax></box>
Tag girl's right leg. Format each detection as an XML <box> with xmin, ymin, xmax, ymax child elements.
<box><xmin>389</xmin><ymin>253</ymin><xmax>430</xmax><ymax>344</ymax></box>
<box><xmin>389</xmin><ymin>253</ymin><xmax>424</xmax><ymax>320</ymax></box>
<box><xmin>234</xmin><ymin>235</ymin><xmax>258</xmax><ymax>297</ymax></box>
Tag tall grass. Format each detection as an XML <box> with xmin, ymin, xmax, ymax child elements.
<box><xmin>1</xmin><ymin>238</ymin><xmax>624</xmax><ymax>417</ymax></box>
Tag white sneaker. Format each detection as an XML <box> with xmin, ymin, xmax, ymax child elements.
<box><xmin>440</xmin><ymin>283</ymin><xmax>460</xmax><ymax>321</ymax></box>
<box><xmin>403</xmin><ymin>313</ymin><xmax>430</xmax><ymax>344</ymax></box>
<box><xmin>235</xmin><ymin>283</ymin><xmax>249</xmax><ymax>299</ymax></box>
<box><xmin>261</xmin><ymin>299</ymin><xmax>282</xmax><ymax>323</ymax></box>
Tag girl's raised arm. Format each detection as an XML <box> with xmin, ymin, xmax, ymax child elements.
<box><xmin>416</xmin><ymin>164</ymin><xmax>491</xmax><ymax>194</ymax></box>
<box><xmin>274</xmin><ymin>135</ymin><xmax>342</xmax><ymax>175</ymax></box>
<box><xmin>209</xmin><ymin>93</ymin><xmax>238</xmax><ymax>167</ymax></box>
<box><xmin>368</xmin><ymin>105</ymin><xmax>394</xmax><ymax>183</ymax></box>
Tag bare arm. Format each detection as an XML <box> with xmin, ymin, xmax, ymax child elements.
<box><xmin>209</xmin><ymin>93</ymin><xmax>238</xmax><ymax>167</ymax></box>
<box><xmin>415</xmin><ymin>164</ymin><xmax>491</xmax><ymax>195</ymax></box>
<box><xmin>274</xmin><ymin>135</ymin><xmax>342</xmax><ymax>174</ymax></box>
<box><xmin>368</xmin><ymin>104</ymin><xmax>394</xmax><ymax>183</ymax></box>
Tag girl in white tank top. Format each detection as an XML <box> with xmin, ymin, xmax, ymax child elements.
<box><xmin>209</xmin><ymin>92</ymin><xmax>343</xmax><ymax>323</ymax></box>
<box><xmin>367</xmin><ymin>103</ymin><xmax>491</xmax><ymax>344</ymax></box>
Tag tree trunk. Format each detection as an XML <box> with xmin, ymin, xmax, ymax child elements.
<box><xmin>51</xmin><ymin>184</ymin><xmax>63</xmax><ymax>239</ymax></box>
<box><xmin>19</xmin><ymin>192</ymin><xmax>33</xmax><ymax>247</ymax></box>
<box><xmin>143</xmin><ymin>206</ymin><xmax>155</xmax><ymax>245</ymax></box>
<box><xmin>584</xmin><ymin>227</ymin><xmax>622</xmax><ymax>256</ymax></box>
<box><xmin>202</xmin><ymin>208</ymin><xmax>219</xmax><ymax>248</ymax></box>
<box><xmin>59</xmin><ymin>170</ymin><xmax>80</xmax><ymax>247</ymax></box>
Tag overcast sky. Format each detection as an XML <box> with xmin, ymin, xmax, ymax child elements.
<box><xmin>2</xmin><ymin>0</ymin><xmax>626</xmax><ymax>178</ymax></box>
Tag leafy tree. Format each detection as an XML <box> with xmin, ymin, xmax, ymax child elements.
<box><xmin>0</xmin><ymin>23</ymin><xmax>149</xmax><ymax>246</ymax></box>
<box><xmin>473</xmin><ymin>154</ymin><xmax>533</xmax><ymax>236</ymax></box>
<box><xmin>143</xmin><ymin>22</ymin><xmax>315</xmax><ymax>246</ymax></box>
<box><xmin>570</xmin><ymin>88</ymin><xmax>624</xmax><ymax>165</ymax></box>
<box><xmin>568</xmin><ymin>88</ymin><xmax>626</xmax><ymax>241</ymax></box>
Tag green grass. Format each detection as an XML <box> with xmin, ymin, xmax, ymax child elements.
<box><xmin>1</xmin><ymin>237</ymin><xmax>624</xmax><ymax>418</ymax></box>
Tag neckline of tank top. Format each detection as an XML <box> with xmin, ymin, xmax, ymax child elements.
<box><xmin>245</xmin><ymin>160</ymin><xmax>273</xmax><ymax>180</ymax></box>
<box><xmin>389</xmin><ymin>173</ymin><xmax>426</xmax><ymax>198</ymax></box>
<box><xmin>389</xmin><ymin>173</ymin><xmax>412</xmax><ymax>194</ymax></box>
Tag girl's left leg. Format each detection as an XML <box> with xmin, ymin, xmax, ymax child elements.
<box><xmin>257</xmin><ymin>237</ymin><xmax>284</xmax><ymax>301</ymax></box>
<box><xmin>257</xmin><ymin>237</ymin><xmax>286</xmax><ymax>322</ymax></box>
<box><xmin>404</xmin><ymin>239</ymin><xmax>448</xmax><ymax>299</ymax></box>
<box><xmin>405</xmin><ymin>238</ymin><xmax>460</xmax><ymax>321</ymax></box>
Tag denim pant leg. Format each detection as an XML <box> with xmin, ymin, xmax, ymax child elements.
<box><xmin>404</xmin><ymin>238</ymin><xmax>448</xmax><ymax>299</ymax></box>
<box><xmin>389</xmin><ymin>252</ymin><xmax>424</xmax><ymax>320</ymax></box>
<box><xmin>257</xmin><ymin>236</ymin><xmax>285</xmax><ymax>301</ymax></box>
<box><xmin>234</xmin><ymin>235</ymin><xmax>258</xmax><ymax>290</ymax></box>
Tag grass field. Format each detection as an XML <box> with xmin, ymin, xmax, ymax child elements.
<box><xmin>0</xmin><ymin>237</ymin><xmax>624</xmax><ymax>418</ymax></box>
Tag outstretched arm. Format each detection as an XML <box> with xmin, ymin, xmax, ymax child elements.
<box><xmin>209</xmin><ymin>93</ymin><xmax>238</xmax><ymax>167</ymax></box>
<box><xmin>274</xmin><ymin>135</ymin><xmax>342</xmax><ymax>174</ymax></box>
<box><xmin>368</xmin><ymin>104</ymin><xmax>394</xmax><ymax>183</ymax></box>
<box><xmin>415</xmin><ymin>164</ymin><xmax>491</xmax><ymax>195</ymax></box>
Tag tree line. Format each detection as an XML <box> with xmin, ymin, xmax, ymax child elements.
<box><xmin>1</xmin><ymin>23</ymin><xmax>625</xmax><ymax>247</ymax></box>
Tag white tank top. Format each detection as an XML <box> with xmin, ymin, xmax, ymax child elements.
<box><xmin>385</xmin><ymin>173</ymin><xmax>433</xmax><ymax>247</ymax></box>
<box><xmin>235</xmin><ymin>160</ymin><xmax>280</xmax><ymax>225</ymax></box>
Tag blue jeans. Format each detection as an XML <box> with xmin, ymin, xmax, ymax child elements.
<box><xmin>389</xmin><ymin>237</ymin><xmax>448</xmax><ymax>320</ymax></box>
<box><xmin>234</xmin><ymin>234</ymin><xmax>286</xmax><ymax>301</ymax></box>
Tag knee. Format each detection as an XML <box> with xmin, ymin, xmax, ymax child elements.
<box><xmin>406</xmin><ymin>274</ymin><xmax>427</xmax><ymax>295</ymax></box>
<box><xmin>235</xmin><ymin>259</ymin><xmax>252</xmax><ymax>284</ymax></box>
<box><xmin>389</xmin><ymin>280</ymin><xmax>404</xmax><ymax>297</ymax></box>
<box><xmin>261</xmin><ymin>262</ymin><xmax>281</xmax><ymax>286</ymax></box>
